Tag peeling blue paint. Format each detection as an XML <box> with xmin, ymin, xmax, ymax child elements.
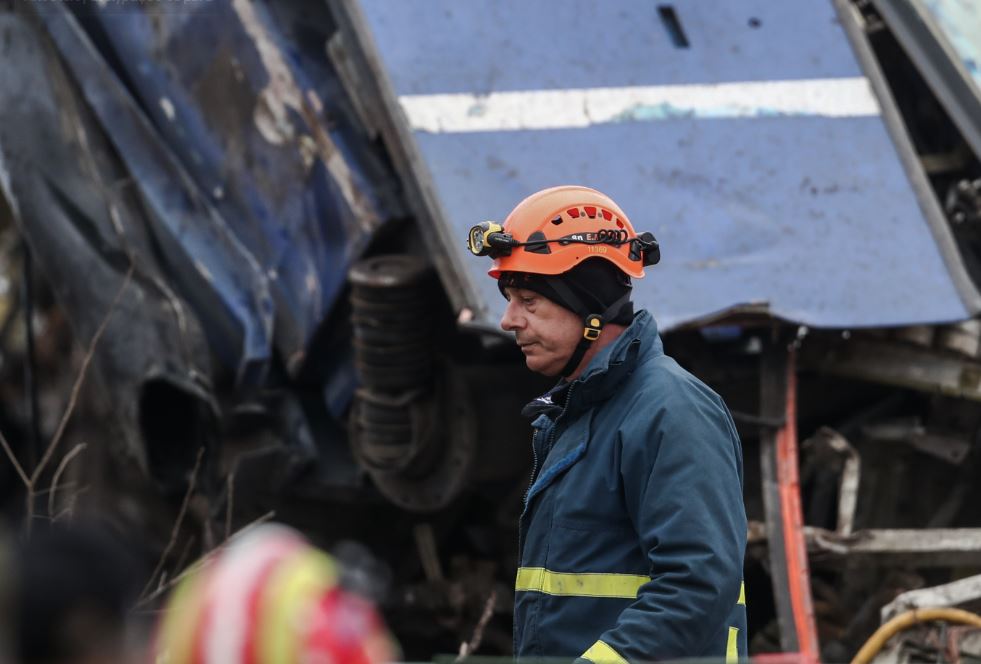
<box><xmin>616</xmin><ymin>103</ymin><xmax>694</xmax><ymax>122</ymax></box>
<box><xmin>614</xmin><ymin>103</ymin><xmax>790</xmax><ymax>122</ymax></box>
<box><xmin>924</xmin><ymin>0</ymin><xmax>981</xmax><ymax>89</ymax></box>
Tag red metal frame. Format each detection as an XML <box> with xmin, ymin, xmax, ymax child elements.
<box><xmin>775</xmin><ymin>348</ymin><xmax>820</xmax><ymax>663</ymax></box>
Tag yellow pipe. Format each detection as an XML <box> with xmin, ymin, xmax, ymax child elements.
<box><xmin>851</xmin><ymin>607</ymin><xmax>981</xmax><ymax>664</ymax></box>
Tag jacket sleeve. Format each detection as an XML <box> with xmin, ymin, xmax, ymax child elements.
<box><xmin>580</xmin><ymin>377</ymin><xmax>747</xmax><ymax>663</ymax></box>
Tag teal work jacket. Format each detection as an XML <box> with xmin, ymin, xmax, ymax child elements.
<box><xmin>514</xmin><ymin>311</ymin><xmax>748</xmax><ymax>663</ymax></box>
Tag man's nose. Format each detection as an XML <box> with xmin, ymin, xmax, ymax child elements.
<box><xmin>500</xmin><ymin>299</ymin><xmax>524</xmax><ymax>332</ymax></box>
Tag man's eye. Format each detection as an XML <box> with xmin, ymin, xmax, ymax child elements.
<box><xmin>521</xmin><ymin>297</ymin><xmax>535</xmax><ymax>306</ymax></box>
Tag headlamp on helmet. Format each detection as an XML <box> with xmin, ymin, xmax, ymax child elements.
<box><xmin>467</xmin><ymin>221</ymin><xmax>515</xmax><ymax>257</ymax></box>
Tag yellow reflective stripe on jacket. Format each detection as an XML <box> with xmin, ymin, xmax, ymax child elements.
<box><xmin>738</xmin><ymin>580</ymin><xmax>746</xmax><ymax>605</ymax></box>
<box><xmin>515</xmin><ymin>567</ymin><xmax>649</xmax><ymax>598</ymax></box>
<box><xmin>726</xmin><ymin>626</ymin><xmax>740</xmax><ymax>663</ymax></box>
<box><xmin>582</xmin><ymin>639</ymin><xmax>629</xmax><ymax>664</ymax></box>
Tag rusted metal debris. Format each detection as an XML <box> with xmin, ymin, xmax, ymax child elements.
<box><xmin>808</xmin><ymin>528</ymin><xmax>981</xmax><ymax>568</ymax></box>
<box><xmin>883</xmin><ymin>573</ymin><xmax>981</xmax><ymax>622</ymax></box>
<box><xmin>864</xmin><ymin>573</ymin><xmax>981</xmax><ymax>663</ymax></box>
<box><xmin>749</xmin><ymin>524</ymin><xmax>981</xmax><ymax>568</ymax></box>
<box><xmin>745</xmin><ymin>322</ymin><xmax>981</xmax><ymax>660</ymax></box>
<box><xmin>802</xmin><ymin>335</ymin><xmax>981</xmax><ymax>402</ymax></box>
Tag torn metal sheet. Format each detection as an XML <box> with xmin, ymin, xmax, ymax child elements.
<box><xmin>882</xmin><ymin>573</ymin><xmax>981</xmax><ymax>622</ymax></box>
<box><xmin>752</xmin><ymin>524</ymin><xmax>981</xmax><ymax>567</ymax></box>
<box><xmin>808</xmin><ymin>527</ymin><xmax>981</xmax><ymax>567</ymax></box>
<box><xmin>802</xmin><ymin>428</ymin><xmax>861</xmax><ymax>536</ymax></box>
<box><xmin>350</xmin><ymin>0</ymin><xmax>981</xmax><ymax>332</ymax></box>
<box><xmin>922</xmin><ymin>1</ymin><xmax>981</xmax><ymax>89</ymax></box>
<box><xmin>872</xmin><ymin>0</ymin><xmax>981</xmax><ymax>160</ymax></box>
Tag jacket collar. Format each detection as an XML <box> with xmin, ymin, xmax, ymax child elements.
<box><xmin>521</xmin><ymin>311</ymin><xmax>662</xmax><ymax>509</ymax></box>
<box><xmin>564</xmin><ymin>310</ymin><xmax>662</xmax><ymax>415</ymax></box>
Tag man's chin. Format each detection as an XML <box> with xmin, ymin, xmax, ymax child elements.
<box><xmin>525</xmin><ymin>357</ymin><xmax>560</xmax><ymax>377</ymax></box>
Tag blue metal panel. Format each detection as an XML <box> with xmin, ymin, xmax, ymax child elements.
<box><xmin>369</xmin><ymin>0</ymin><xmax>863</xmax><ymax>93</ymax></box>
<box><xmin>357</xmin><ymin>0</ymin><xmax>980</xmax><ymax>330</ymax></box>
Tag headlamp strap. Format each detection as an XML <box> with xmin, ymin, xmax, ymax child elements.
<box><xmin>558</xmin><ymin>291</ymin><xmax>632</xmax><ymax>378</ymax></box>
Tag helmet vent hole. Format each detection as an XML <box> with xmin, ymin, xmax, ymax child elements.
<box><xmin>601</xmin><ymin>209</ymin><xmax>613</xmax><ymax>221</ymax></box>
<box><xmin>616</xmin><ymin>218</ymin><xmax>625</xmax><ymax>229</ymax></box>
<box><xmin>567</xmin><ymin>208</ymin><xmax>581</xmax><ymax>218</ymax></box>
<box><xmin>584</xmin><ymin>206</ymin><xmax>597</xmax><ymax>218</ymax></box>
<box><xmin>550</xmin><ymin>215</ymin><xmax>563</xmax><ymax>225</ymax></box>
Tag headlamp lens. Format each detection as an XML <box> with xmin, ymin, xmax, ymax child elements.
<box><xmin>467</xmin><ymin>221</ymin><xmax>506</xmax><ymax>256</ymax></box>
<box><xmin>468</xmin><ymin>226</ymin><xmax>485</xmax><ymax>255</ymax></box>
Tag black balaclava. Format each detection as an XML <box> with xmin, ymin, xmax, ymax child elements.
<box><xmin>498</xmin><ymin>258</ymin><xmax>634</xmax><ymax>377</ymax></box>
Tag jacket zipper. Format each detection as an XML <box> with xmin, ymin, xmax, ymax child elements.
<box><xmin>523</xmin><ymin>431</ymin><xmax>540</xmax><ymax>508</ymax></box>
<box><xmin>520</xmin><ymin>382</ymin><xmax>576</xmax><ymax>518</ymax></box>
<box><xmin>517</xmin><ymin>426</ymin><xmax>540</xmax><ymax>583</ymax></box>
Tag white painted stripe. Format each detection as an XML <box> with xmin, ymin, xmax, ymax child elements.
<box><xmin>399</xmin><ymin>78</ymin><xmax>880</xmax><ymax>133</ymax></box>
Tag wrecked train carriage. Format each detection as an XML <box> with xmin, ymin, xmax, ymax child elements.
<box><xmin>341</xmin><ymin>0</ymin><xmax>981</xmax><ymax>655</ymax></box>
<box><xmin>0</xmin><ymin>0</ymin><xmax>537</xmax><ymax>654</ymax></box>
<box><xmin>2</xmin><ymin>0</ymin><xmax>981</xmax><ymax>659</ymax></box>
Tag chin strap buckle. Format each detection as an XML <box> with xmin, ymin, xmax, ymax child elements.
<box><xmin>583</xmin><ymin>314</ymin><xmax>604</xmax><ymax>341</ymax></box>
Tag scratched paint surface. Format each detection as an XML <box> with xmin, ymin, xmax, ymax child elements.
<box><xmin>398</xmin><ymin>79</ymin><xmax>881</xmax><ymax>132</ymax></box>
<box><xmin>360</xmin><ymin>0</ymin><xmax>976</xmax><ymax>329</ymax></box>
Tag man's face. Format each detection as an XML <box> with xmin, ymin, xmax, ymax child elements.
<box><xmin>499</xmin><ymin>286</ymin><xmax>581</xmax><ymax>376</ymax></box>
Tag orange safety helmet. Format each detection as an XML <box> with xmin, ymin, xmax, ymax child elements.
<box><xmin>481</xmin><ymin>186</ymin><xmax>659</xmax><ymax>279</ymax></box>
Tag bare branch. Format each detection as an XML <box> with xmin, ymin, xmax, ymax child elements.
<box><xmin>456</xmin><ymin>589</ymin><xmax>498</xmax><ymax>661</ymax></box>
<box><xmin>52</xmin><ymin>486</ymin><xmax>92</xmax><ymax>523</ymax></box>
<box><xmin>134</xmin><ymin>510</ymin><xmax>275</xmax><ymax>609</ymax></box>
<box><xmin>172</xmin><ymin>535</ymin><xmax>196</xmax><ymax>579</ymax></box>
<box><xmin>48</xmin><ymin>442</ymin><xmax>87</xmax><ymax>518</ymax></box>
<box><xmin>31</xmin><ymin>265</ymin><xmax>133</xmax><ymax>485</ymax></box>
<box><xmin>0</xmin><ymin>428</ymin><xmax>29</xmax><ymax>487</ymax></box>
<box><xmin>224</xmin><ymin>470</ymin><xmax>235</xmax><ymax>541</ymax></box>
<box><xmin>138</xmin><ymin>446</ymin><xmax>204</xmax><ymax>601</ymax></box>
<box><xmin>33</xmin><ymin>482</ymin><xmax>79</xmax><ymax>497</ymax></box>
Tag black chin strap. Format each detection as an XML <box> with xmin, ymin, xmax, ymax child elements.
<box><xmin>544</xmin><ymin>277</ymin><xmax>632</xmax><ymax>378</ymax></box>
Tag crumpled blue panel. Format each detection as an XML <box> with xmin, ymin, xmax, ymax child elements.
<box><xmin>35</xmin><ymin>0</ymin><xmax>397</xmax><ymax>383</ymax></box>
<box><xmin>36</xmin><ymin>3</ymin><xmax>274</xmax><ymax>386</ymax></box>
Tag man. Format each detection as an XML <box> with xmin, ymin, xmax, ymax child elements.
<box><xmin>467</xmin><ymin>186</ymin><xmax>747</xmax><ymax>662</ymax></box>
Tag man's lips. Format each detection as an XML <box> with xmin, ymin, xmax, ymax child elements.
<box><xmin>518</xmin><ymin>341</ymin><xmax>538</xmax><ymax>351</ymax></box>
